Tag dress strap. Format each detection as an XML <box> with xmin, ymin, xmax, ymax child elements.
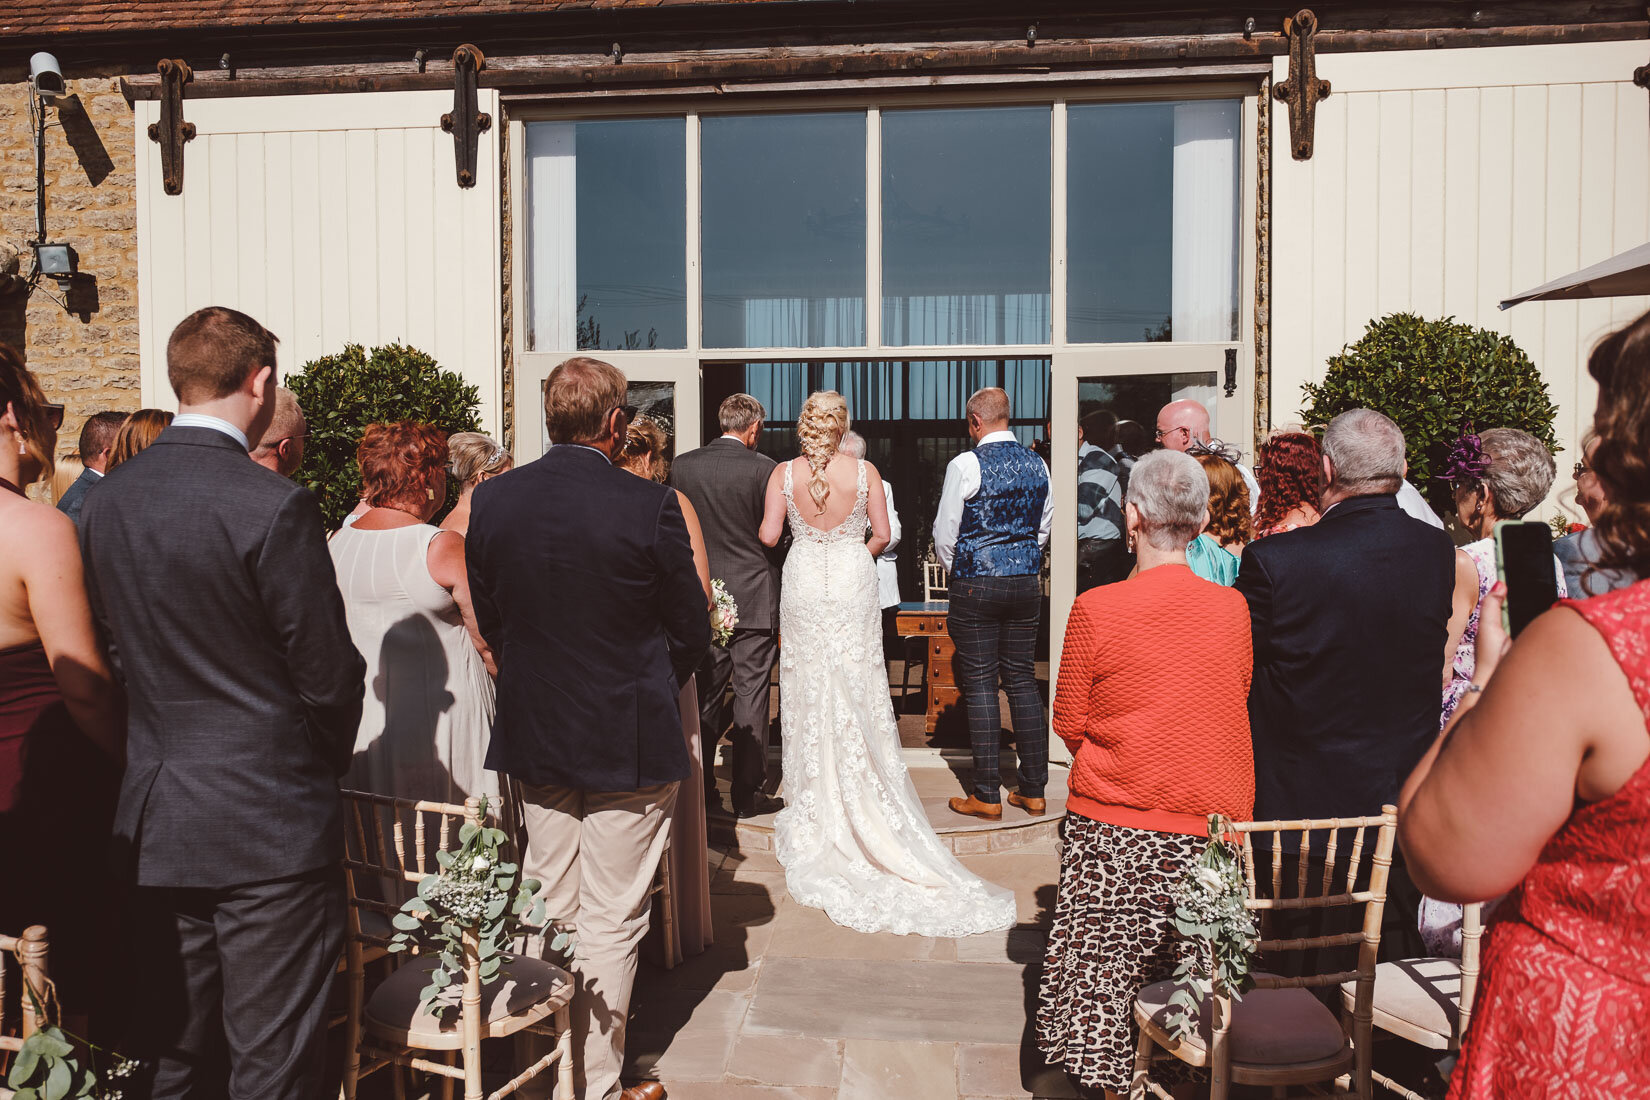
<box><xmin>856</xmin><ymin>458</ymin><xmax>867</xmax><ymax>502</ymax></box>
<box><xmin>783</xmin><ymin>460</ymin><xmax>794</xmax><ymax>499</ymax></box>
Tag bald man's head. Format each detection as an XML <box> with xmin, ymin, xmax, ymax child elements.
<box><xmin>966</xmin><ymin>387</ymin><xmax>1011</xmax><ymax>443</ymax></box>
<box><xmin>251</xmin><ymin>386</ymin><xmax>307</xmax><ymax>477</ymax></box>
<box><xmin>1155</xmin><ymin>399</ymin><xmax>1210</xmax><ymax>453</ymax></box>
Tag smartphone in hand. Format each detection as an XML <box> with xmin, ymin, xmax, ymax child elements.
<box><xmin>1494</xmin><ymin>519</ymin><xmax>1560</xmax><ymax>638</ymax></box>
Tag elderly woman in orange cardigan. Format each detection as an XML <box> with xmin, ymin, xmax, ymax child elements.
<box><xmin>1036</xmin><ymin>448</ymin><xmax>1255</xmax><ymax>1099</ymax></box>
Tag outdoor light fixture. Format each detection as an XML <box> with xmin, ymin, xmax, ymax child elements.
<box><xmin>32</xmin><ymin>242</ymin><xmax>76</xmax><ymax>280</ymax></box>
<box><xmin>29</xmin><ymin>52</ymin><xmax>65</xmax><ymax>101</ymax></box>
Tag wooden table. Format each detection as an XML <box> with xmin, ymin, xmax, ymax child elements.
<box><xmin>895</xmin><ymin>601</ymin><xmax>960</xmax><ymax>734</ymax></box>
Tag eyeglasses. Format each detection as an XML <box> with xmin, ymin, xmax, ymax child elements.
<box><xmin>1154</xmin><ymin>425</ymin><xmax>1190</xmax><ymax>443</ymax></box>
<box><xmin>42</xmin><ymin>403</ymin><xmax>64</xmax><ymax>432</ymax></box>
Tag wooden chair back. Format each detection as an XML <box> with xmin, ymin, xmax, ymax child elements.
<box><xmin>341</xmin><ymin>791</ymin><xmax>480</xmax><ymax>954</ymax></box>
<box><xmin>0</xmin><ymin>926</ymin><xmax>49</xmax><ymax>1054</ymax></box>
<box><xmin>1233</xmin><ymin>805</ymin><xmax>1398</xmax><ymax>1098</ymax></box>
<box><xmin>924</xmin><ymin>561</ymin><xmax>948</xmax><ymax>602</ymax></box>
<box><xmin>1457</xmin><ymin>901</ymin><xmax>1483</xmax><ymax>1039</ymax></box>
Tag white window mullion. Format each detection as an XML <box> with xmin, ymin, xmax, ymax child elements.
<box><xmin>866</xmin><ymin>107</ymin><xmax>883</xmax><ymax>354</ymax></box>
<box><xmin>685</xmin><ymin>111</ymin><xmax>702</xmax><ymax>354</ymax></box>
<box><xmin>1051</xmin><ymin>98</ymin><xmax>1068</xmax><ymax>349</ymax></box>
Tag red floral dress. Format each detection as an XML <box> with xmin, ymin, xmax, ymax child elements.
<box><xmin>1448</xmin><ymin>580</ymin><xmax>1650</xmax><ymax>1099</ymax></box>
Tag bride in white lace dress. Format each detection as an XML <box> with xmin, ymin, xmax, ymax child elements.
<box><xmin>758</xmin><ymin>391</ymin><xmax>1016</xmax><ymax>937</ymax></box>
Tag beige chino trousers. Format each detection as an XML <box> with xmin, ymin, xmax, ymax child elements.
<box><xmin>517</xmin><ymin>780</ymin><xmax>677</xmax><ymax>1100</ymax></box>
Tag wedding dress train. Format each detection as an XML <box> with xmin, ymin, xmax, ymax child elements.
<box><xmin>773</xmin><ymin>460</ymin><xmax>1017</xmax><ymax>937</ymax></box>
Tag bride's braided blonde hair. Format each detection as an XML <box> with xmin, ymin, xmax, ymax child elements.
<box><xmin>797</xmin><ymin>390</ymin><xmax>850</xmax><ymax>514</ymax></box>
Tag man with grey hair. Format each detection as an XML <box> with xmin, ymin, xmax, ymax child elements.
<box><xmin>670</xmin><ymin>392</ymin><xmax>783</xmax><ymax>817</ymax></box>
<box><xmin>934</xmin><ymin>387</ymin><xmax>1054</xmax><ymax>821</ymax></box>
<box><xmin>249</xmin><ymin>386</ymin><xmax>306</xmax><ymax>478</ymax></box>
<box><xmin>1236</xmin><ymin>407</ymin><xmax>1454</xmax><ymax>965</ymax></box>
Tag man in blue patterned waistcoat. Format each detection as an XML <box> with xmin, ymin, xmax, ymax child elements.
<box><xmin>933</xmin><ymin>387</ymin><xmax>1054</xmax><ymax>820</ymax></box>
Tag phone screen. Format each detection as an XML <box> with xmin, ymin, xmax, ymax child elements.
<box><xmin>1495</xmin><ymin>520</ymin><xmax>1559</xmax><ymax>638</ymax></box>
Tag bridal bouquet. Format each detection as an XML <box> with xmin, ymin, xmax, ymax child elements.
<box><xmin>1160</xmin><ymin>815</ymin><xmax>1259</xmax><ymax>1041</ymax></box>
<box><xmin>711</xmin><ymin>579</ymin><xmax>739</xmax><ymax>647</ymax></box>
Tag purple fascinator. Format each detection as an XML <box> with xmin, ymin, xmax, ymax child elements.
<box><xmin>1441</xmin><ymin>425</ymin><xmax>1490</xmax><ymax>486</ymax></box>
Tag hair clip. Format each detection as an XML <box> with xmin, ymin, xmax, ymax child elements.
<box><xmin>1441</xmin><ymin>425</ymin><xmax>1490</xmax><ymax>486</ymax></box>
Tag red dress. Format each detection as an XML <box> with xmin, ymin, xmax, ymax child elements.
<box><xmin>1448</xmin><ymin>580</ymin><xmax>1650</xmax><ymax>1099</ymax></box>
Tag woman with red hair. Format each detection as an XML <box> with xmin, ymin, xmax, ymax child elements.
<box><xmin>1254</xmin><ymin>430</ymin><xmax>1324</xmax><ymax>538</ymax></box>
<box><xmin>329</xmin><ymin>421</ymin><xmax>497</xmax><ymax>803</ymax></box>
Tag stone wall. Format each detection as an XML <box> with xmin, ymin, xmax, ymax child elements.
<box><xmin>0</xmin><ymin>69</ymin><xmax>141</xmax><ymax>459</ymax></box>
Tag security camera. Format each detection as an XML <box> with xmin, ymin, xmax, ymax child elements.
<box><xmin>29</xmin><ymin>53</ymin><xmax>66</xmax><ymax>101</ymax></box>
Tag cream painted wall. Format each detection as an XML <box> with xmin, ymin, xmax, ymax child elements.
<box><xmin>135</xmin><ymin>90</ymin><xmax>504</xmax><ymax>436</ymax></box>
<box><xmin>1271</xmin><ymin>40</ymin><xmax>1650</xmax><ymax>520</ymax></box>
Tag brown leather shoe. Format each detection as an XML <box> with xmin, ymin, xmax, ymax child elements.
<box><xmin>949</xmin><ymin>794</ymin><xmax>1003</xmax><ymax>820</ymax></box>
<box><xmin>621</xmin><ymin>1083</ymin><xmax>666</xmax><ymax>1100</ymax></box>
<box><xmin>1008</xmin><ymin>791</ymin><xmax>1047</xmax><ymax>816</ymax></box>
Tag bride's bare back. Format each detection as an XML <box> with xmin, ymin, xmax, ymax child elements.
<box><xmin>759</xmin><ymin>452</ymin><xmax>890</xmax><ymax>550</ymax></box>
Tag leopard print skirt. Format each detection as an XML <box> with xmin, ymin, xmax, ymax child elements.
<box><xmin>1035</xmin><ymin>815</ymin><xmax>1205</xmax><ymax>1093</ymax></box>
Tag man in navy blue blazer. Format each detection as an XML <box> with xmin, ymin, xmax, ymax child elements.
<box><xmin>466</xmin><ymin>357</ymin><xmax>709</xmax><ymax>1100</ymax></box>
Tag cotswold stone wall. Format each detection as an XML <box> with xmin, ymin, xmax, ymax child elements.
<box><xmin>0</xmin><ymin>69</ymin><xmax>141</xmax><ymax>458</ymax></box>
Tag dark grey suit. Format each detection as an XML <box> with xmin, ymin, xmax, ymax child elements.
<box><xmin>81</xmin><ymin>424</ymin><xmax>365</xmax><ymax>1100</ymax></box>
<box><xmin>670</xmin><ymin>436</ymin><xmax>782</xmax><ymax>806</ymax></box>
<box><xmin>54</xmin><ymin>466</ymin><xmax>100</xmax><ymax>525</ymax></box>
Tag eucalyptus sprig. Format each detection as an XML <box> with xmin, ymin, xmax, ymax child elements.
<box><xmin>1160</xmin><ymin>815</ymin><xmax>1259</xmax><ymax>1042</ymax></box>
<box><xmin>4</xmin><ymin>981</ymin><xmax>139</xmax><ymax>1099</ymax></box>
<box><xmin>387</xmin><ymin>796</ymin><xmax>555</xmax><ymax>1020</ymax></box>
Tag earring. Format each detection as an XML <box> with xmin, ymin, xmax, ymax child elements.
<box><xmin>16</xmin><ymin>437</ymin><xmax>25</xmax><ymax>455</ymax></box>
<box><xmin>427</xmin><ymin>487</ymin><xmax>436</xmax><ymax>501</ymax></box>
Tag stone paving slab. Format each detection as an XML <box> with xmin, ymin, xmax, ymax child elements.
<box><xmin>838</xmin><ymin>1039</ymin><xmax>957</xmax><ymax>1100</ymax></box>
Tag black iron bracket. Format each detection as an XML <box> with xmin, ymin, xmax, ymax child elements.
<box><xmin>441</xmin><ymin>44</ymin><xmax>491</xmax><ymax>189</ymax></box>
<box><xmin>146</xmin><ymin>58</ymin><xmax>195</xmax><ymax>196</ymax></box>
<box><xmin>1273</xmin><ymin>9</ymin><xmax>1331</xmax><ymax>161</ymax></box>
<box><xmin>1224</xmin><ymin>348</ymin><xmax>1239</xmax><ymax>398</ymax></box>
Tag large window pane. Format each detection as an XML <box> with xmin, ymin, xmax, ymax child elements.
<box><xmin>1068</xmin><ymin>100</ymin><xmax>1240</xmax><ymax>343</ymax></box>
<box><xmin>882</xmin><ymin>107</ymin><xmax>1051</xmax><ymax>346</ymax></box>
<box><xmin>702</xmin><ymin>113</ymin><xmax>867</xmax><ymax>348</ymax></box>
<box><xmin>525</xmin><ymin>119</ymin><xmax>687</xmax><ymax>351</ymax></box>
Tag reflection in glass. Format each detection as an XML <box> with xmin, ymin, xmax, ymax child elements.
<box><xmin>702</xmin><ymin>359</ymin><xmax>1050</xmax><ymax>593</ymax></box>
<box><xmin>1068</xmin><ymin>101</ymin><xmax>1239</xmax><ymax>343</ymax></box>
<box><xmin>525</xmin><ymin>119</ymin><xmax>687</xmax><ymax>351</ymax></box>
<box><xmin>882</xmin><ymin>107</ymin><xmax>1051</xmax><ymax>346</ymax></box>
<box><xmin>702</xmin><ymin>113</ymin><xmax>866</xmax><ymax>348</ymax></box>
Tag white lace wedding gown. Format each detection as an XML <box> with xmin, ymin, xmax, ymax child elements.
<box><xmin>773</xmin><ymin>460</ymin><xmax>1017</xmax><ymax>937</ymax></box>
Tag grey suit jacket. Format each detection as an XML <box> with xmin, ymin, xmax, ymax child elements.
<box><xmin>670</xmin><ymin>436</ymin><xmax>782</xmax><ymax>631</ymax></box>
<box><xmin>80</xmin><ymin>425</ymin><xmax>365</xmax><ymax>888</ymax></box>
<box><xmin>54</xmin><ymin>467</ymin><xmax>100</xmax><ymax>525</ymax></box>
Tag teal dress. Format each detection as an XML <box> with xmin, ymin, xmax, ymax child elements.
<box><xmin>1186</xmin><ymin>533</ymin><xmax>1241</xmax><ymax>586</ymax></box>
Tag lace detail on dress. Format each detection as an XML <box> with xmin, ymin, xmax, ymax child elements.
<box><xmin>774</xmin><ymin>458</ymin><xmax>1016</xmax><ymax>938</ymax></box>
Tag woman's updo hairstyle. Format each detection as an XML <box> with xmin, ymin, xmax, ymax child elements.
<box><xmin>797</xmin><ymin>390</ymin><xmax>849</xmax><ymax>514</ymax></box>
<box><xmin>447</xmin><ymin>431</ymin><xmax>512</xmax><ymax>486</ymax></box>
<box><xmin>616</xmin><ymin>417</ymin><xmax>670</xmax><ymax>484</ymax></box>
<box><xmin>357</xmin><ymin>421</ymin><xmax>449</xmax><ymax>514</ymax></box>
<box><xmin>1476</xmin><ymin>427</ymin><xmax>1556</xmax><ymax>520</ymax></box>
<box><xmin>0</xmin><ymin>344</ymin><xmax>55</xmax><ymax>483</ymax></box>
<box><xmin>1586</xmin><ymin>310</ymin><xmax>1650</xmax><ymax>578</ymax></box>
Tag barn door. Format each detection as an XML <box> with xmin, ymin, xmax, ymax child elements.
<box><xmin>134</xmin><ymin>90</ymin><xmax>503</xmax><ymax>435</ymax></box>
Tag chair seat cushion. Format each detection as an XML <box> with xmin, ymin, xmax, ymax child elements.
<box><xmin>1340</xmin><ymin>958</ymin><xmax>1462</xmax><ymax>1050</ymax></box>
<box><xmin>365</xmin><ymin>956</ymin><xmax>573</xmax><ymax>1045</ymax></box>
<box><xmin>1137</xmin><ymin>980</ymin><xmax>1348</xmax><ymax>1065</ymax></box>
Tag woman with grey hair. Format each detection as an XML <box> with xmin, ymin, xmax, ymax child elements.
<box><xmin>1038</xmin><ymin>449</ymin><xmax>1255</xmax><ymax>1096</ymax></box>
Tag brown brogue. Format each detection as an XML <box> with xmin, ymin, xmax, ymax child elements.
<box><xmin>949</xmin><ymin>794</ymin><xmax>1003</xmax><ymax>820</ymax></box>
<box><xmin>1008</xmin><ymin>791</ymin><xmax>1047</xmax><ymax>816</ymax></box>
<box><xmin>620</xmin><ymin>1083</ymin><xmax>666</xmax><ymax>1100</ymax></box>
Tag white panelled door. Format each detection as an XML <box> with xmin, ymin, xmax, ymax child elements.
<box><xmin>134</xmin><ymin>90</ymin><xmax>503</xmax><ymax>435</ymax></box>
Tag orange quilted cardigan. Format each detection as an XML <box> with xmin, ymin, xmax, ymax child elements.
<box><xmin>1052</xmin><ymin>563</ymin><xmax>1255</xmax><ymax>835</ymax></box>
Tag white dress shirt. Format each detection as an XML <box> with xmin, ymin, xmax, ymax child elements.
<box><xmin>931</xmin><ymin>431</ymin><xmax>1055</xmax><ymax>571</ymax></box>
<box><xmin>876</xmin><ymin>480</ymin><xmax>902</xmax><ymax>609</ymax></box>
<box><xmin>1396</xmin><ymin>478</ymin><xmax>1445</xmax><ymax>529</ymax></box>
<box><xmin>171</xmin><ymin>412</ymin><xmax>250</xmax><ymax>451</ymax></box>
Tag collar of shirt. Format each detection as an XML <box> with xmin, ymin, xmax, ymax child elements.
<box><xmin>560</xmin><ymin>442</ymin><xmax>613</xmax><ymax>465</ymax></box>
<box><xmin>976</xmin><ymin>430</ymin><xmax>1018</xmax><ymax>448</ymax></box>
<box><xmin>86</xmin><ymin>467</ymin><xmax>103</xmax><ymax>480</ymax></box>
<box><xmin>171</xmin><ymin>413</ymin><xmax>250</xmax><ymax>451</ymax></box>
<box><xmin>1078</xmin><ymin>441</ymin><xmax>1098</xmax><ymax>458</ymax></box>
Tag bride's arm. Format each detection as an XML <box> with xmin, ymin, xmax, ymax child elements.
<box><xmin>759</xmin><ymin>462</ymin><xmax>788</xmax><ymax>548</ymax></box>
<box><xmin>864</xmin><ymin>463</ymin><xmax>891</xmax><ymax>557</ymax></box>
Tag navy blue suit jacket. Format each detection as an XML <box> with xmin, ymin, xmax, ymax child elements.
<box><xmin>466</xmin><ymin>444</ymin><xmax>711</xmax><ymax>792</ymax></box>
<box><xmin>1235</xmin><ymin>493</ymin><xmax>1454</xmax><ymax>832</ymax></box>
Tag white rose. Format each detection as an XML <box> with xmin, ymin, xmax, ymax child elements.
<box><xmin>1193</xmin><ymin>866</ymin><xmax>1224</xmax><ymax>894</ymax></box>
<box><xmin>472</xmin><ymin>855</ymin><xmax>490</xmax><ymax>873</ymax></box>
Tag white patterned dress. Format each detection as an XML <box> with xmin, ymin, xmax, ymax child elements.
<box><xmin>773</xmin><ymin>459</ymin><xmax>1016</xmax><ymax>937</ymax></box>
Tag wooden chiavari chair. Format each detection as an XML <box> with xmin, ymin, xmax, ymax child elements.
<box><xmin>339</xmin><ymin>791</ymin><xmax>575</xmax><ymax>1100</ymax></box>
<box><xmin>1131</xmin><ymin>805</ymin><xmax>1398</xmax><ymax>1100</ymax></box>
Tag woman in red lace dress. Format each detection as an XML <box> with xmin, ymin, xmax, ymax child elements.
<box><xmin>1398</xmin><ymin>312</ymin><xmax>1650</xmax><ymax>1098</ymax></box>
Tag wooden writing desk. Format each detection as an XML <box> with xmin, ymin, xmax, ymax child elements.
<box><xmin>895</xmin><ymin>601</ymin><xmax>960</xmax><ymax>734</ymax></box>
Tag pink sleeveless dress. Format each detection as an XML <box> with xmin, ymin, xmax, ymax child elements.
<box><xmin>1448</xmin><ymin>580</ymin><xmax>1650</xmax><ymax>1099</ymax></box>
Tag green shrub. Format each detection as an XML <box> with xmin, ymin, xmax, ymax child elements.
<box><xmin>1301</xmin><ymin>313</ymin><xmax>1558</xmax><ymax>512</ymax></box>
<box><xmin>285</xmin><ymin>343</ymin><xmax>481</xmax><ymax>530</ymax></box>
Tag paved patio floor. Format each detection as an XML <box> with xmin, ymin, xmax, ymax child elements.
<box><xmin>624</xmin><ymin>831</ymin><xmax>1084</xmax><ymax>1100</ymax></box>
